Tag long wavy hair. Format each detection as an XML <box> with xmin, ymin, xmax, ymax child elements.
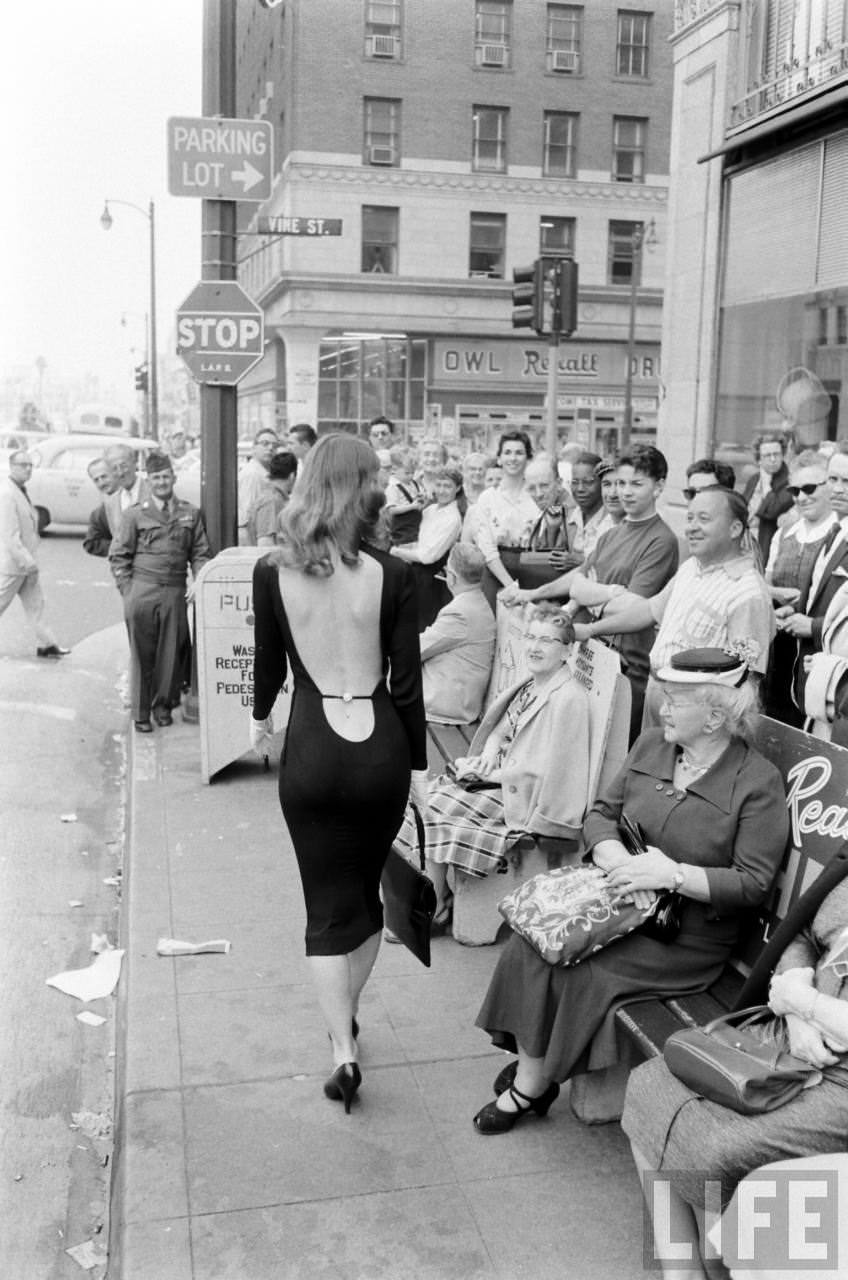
<box><xmin>274</xmin><ymin>434</ymin><xmax>385</xmax><ymax>576</ymax></box>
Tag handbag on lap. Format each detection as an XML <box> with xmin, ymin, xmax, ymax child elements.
<box><xmin>663</xmin><ymin>1005</ymin><xmax>821</xmax><ymax>1115</ymax></box>
<box><xmin>498</xmin><ymin>864</ymin><xmax>657</xmax><ymax>967</ymax></box>
<box><xmin>382</xmin><ymin>803</ymin><xmax>437</xmax><ymax>967</ymax></box>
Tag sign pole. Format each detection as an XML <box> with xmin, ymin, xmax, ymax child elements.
<box><xmin>201</xmin><ymin>0</ymin><xmax>238</xmax><ymax>556</ymax></box>
<box><xmin>545</xmin><ymin>334</ymin><xmax>559</xmax><ymax>461</ymax></box>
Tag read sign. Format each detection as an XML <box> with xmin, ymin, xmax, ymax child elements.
<box><xmin>176</xmin><ymin>280</ymin><xmax>264</xmax><ymax>385</ymax></box>
<box><xmin>167</xmin><ymin>116</ymin><xmax>273</xmax><ymax>201</ymax></box>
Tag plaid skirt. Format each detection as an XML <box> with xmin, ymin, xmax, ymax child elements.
<box><xmin>394</xmin><ymin>776</ymin><xmax>518</xmax><ymax>877</ymax></box>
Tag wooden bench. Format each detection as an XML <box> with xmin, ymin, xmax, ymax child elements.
<box><xmin>424</xmin><ymin>620</ymin><xmax>632</xmax><ymax>946</ymax></box>
<box><xmin>569</xmin><ymin>717</ymin><xmax>848</xmax><ymax>1124</ymax></box>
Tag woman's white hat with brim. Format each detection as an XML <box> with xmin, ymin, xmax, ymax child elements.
<box><xmin>655</xmin><ymin>647</ymin><xmax>748</xmax><ymax>687</ymax></box>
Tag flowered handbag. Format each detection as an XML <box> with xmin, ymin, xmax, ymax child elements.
<box><xmin>498</xmin><ymin>864</ymin><xmax>657</xmax><ymax>967</ymax></box>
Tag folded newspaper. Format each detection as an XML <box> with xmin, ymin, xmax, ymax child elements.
<box><xmin>156</xmin><ymin>938</ymin><xmax>232</xmax><ymax>956</ymax></box>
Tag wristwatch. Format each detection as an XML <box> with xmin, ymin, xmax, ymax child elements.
<box><xmin>670</xmin><ymin>869</ymin><xmax>685</xmax><ymax>891</ymax></box>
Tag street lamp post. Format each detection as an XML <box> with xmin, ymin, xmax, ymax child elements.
<box><xmin>621</xmin><ymin>217</ymin><xmax>656</xmax><ymax>451</ymax></box>
<box><xmin>100</xmin><ymin>198</ymin><xmax>159</xmax><ymax>440</ymax></box>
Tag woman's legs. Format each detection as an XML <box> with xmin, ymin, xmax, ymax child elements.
<box><xmin>309</xmin><ymin>930</ymin><xmax>382</xmax><ymax>1067</ymax></box>
<box><xmin>630</xmin><ymin>1141</ymin><xmax>715</xmax><ymax>1280</ymax></box>
<box><xmin>426</xmin><ymin>858</ymin><xmax>452</xmax><ymax>918</ymax></box>
<box><xmin>495</xmin><ymin>1046</ymin><xmax>550</xmax><ymax>1110</ymax></box>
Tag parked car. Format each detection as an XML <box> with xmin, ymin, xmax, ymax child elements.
<box><xmin>27</xmin><ymin>434</ymin><xmax>201</xmax><ymax>533</ymax></box>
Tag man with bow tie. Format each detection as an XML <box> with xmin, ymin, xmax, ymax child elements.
<box><xmin>110</xmin><ymin>451</ymin><xmax>210</xmax><ymax>733</ymax></box>
<box><xmin>0</xmin><ymin>449</ymin><xmax>68</xmax><ymax>658</ymax></box>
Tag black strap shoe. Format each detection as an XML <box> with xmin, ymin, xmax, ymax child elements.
<box><xmin>134</xmin><ymin>720</ymin><xmax>153</xmax><ymax>734</ymax></box>
<box><xmin>37</xmin><ymin>645</ymin><xmax>70</xmax><ymax>658</ymax></box>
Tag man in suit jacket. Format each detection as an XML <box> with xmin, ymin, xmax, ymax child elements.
<box><xmin>420</xmin><ymin>543</ymin><xmax>496</xmax><ymax>725</ymax></box>
<box><xmin>103</xmin><ymin>444</ymin><xmax>150</xmax><ymax>538</ymax></box>
<box><xmin>83</xmin><ymin>455</ymin><xmax>119</xmax><ymax>557</ymax></box>
<box><xmin>0</xmin><ymin>450</ymin><xmax>68</xmax><ymax>657</ymax></box>
<box><xmin>776</xmin><ymin>445</ymin><xmax>848</xmax><ymax>722</ymax></box>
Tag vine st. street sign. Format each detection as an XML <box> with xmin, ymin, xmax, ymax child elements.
<box><xmin>176</xmin><ymin>281</ymin><xmax>264</xmax><ymax>385</ymax></box>
<box><xmin>167</xmin><ymin>117</ymin><xmax>273</xmax><ymax>201</ymax></box>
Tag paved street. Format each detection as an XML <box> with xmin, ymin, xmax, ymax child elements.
<box><xmin>0</xmin><ymin>535</ymin><xmax>127</xmax><ymax>1277</ymax></box>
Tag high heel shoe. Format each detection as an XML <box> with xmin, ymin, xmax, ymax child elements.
<box><xmin>473</xmin><ymin>1080</ymin><xmax>559</xmax><ymax>1134</ymax></box>
<box><xmin>323</xmin><ymin>1062</ymin><xmax>362</xmax><ymax>1114</ymax></box>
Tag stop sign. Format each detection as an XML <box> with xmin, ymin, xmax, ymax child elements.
<box><xmin>176</xmin><ymin>280</ymin><xmax>264</xmax><ymax>385</ymax></box>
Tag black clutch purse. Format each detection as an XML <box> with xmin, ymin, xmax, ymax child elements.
<box><xmin>618</xmin><ymin>814</ymin><xmax>683</xmax><ymax>945</ymax></box>
<box><xmin>382</xmin><ymin>804</ymin><xmax>437</xmax><ymax>967</ymax></box>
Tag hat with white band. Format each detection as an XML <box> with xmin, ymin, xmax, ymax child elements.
<box><xmin>655</xmin><ymin>647</ymin><xmax>748</xmax><ymax>687</ymax></box>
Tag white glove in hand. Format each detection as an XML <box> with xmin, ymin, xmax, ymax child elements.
<box><xmin>250</xmin><ymin>715</ymin><xmax>274</xmax><ymax>758</ymax></box>
<box><xmin>409</xmin><ymin>768</ymin><xmax>430</xmax><ymax>817</ymax></box>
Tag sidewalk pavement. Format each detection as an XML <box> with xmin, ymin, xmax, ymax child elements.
<box><xmin>112</xmin><ymin>714</ymin><xmax>648</xmax><ymax>1280</ymax></box>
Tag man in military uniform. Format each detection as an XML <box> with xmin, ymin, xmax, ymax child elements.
<box><xmin>110</xmin><ymin>452</ymin><xmax>211</xmax><ymax>733</ymax></box>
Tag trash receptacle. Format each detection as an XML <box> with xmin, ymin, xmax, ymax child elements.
<box><xmin>194</xmin><ymin>547</ymin><xmax>290</xmax><ymax>782</ymax></box>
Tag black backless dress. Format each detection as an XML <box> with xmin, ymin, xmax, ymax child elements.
<box><xmin>252</xmin><ymin>548</ymin><xmax>427</xmax><ymax>955</ymax></box>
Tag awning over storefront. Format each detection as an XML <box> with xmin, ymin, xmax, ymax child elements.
<box><xmin>699</xmin><ymin>82</ymin><xmax>848</xmax><ymax>163</ymax></box>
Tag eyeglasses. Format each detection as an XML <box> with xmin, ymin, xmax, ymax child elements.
<box><xmin>788</xmin><ymin>483</ymin><xmax>825</xmax><ymax>497</ymax></box>
<box><xmin>682</xmin><ymin>488</ymin><xmax>699</xmax><ymax>501</ymax></box>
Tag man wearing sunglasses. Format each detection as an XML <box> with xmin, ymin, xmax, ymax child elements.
<box><xmin>776</xmin><ymin>445</ymin><xmax>848</xmax><ymax>741</ymax></box>
<box><xmin>681</xmin><ymin>458</ymin><xmax>736</xmax><ymax>501</ymax></box>
<box><xmin>762</xmin><ymin>451</ymin><xmax>836</xmax><ymax>725</ymax></box>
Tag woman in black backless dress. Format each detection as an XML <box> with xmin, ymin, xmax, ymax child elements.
<box><xmin>251</xmin><ymin>435</ymin><xmax>428</xmax><ymax>1112</ymax></box>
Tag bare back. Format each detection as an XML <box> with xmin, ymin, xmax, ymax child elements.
<box><xmin>276</xmin><ymin>552</ymin><xmax>384</xmax><ymax>742</ymax></box>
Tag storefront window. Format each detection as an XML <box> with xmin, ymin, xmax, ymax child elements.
<box><xmin>714</xmin><ymin>133</ymin><xmax>848</xmax><ymax>452</ymax></box>
<box><xmin>317</xmin><ymin>336</ymin><xmax>427</xmax><ymax>436</ymax></box>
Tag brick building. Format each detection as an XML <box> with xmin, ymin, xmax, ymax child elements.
<box><xmin>659</xmin><ymin>0</ymin><xmax>848</xmax><ymax>488</ymax></box>
<box><xmin>234</xmin><ymin>0</ymin><xmax>674</xmax><ymax>453</ymax></box>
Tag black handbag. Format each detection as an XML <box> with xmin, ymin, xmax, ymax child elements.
<box><xmin>663</xmin><ymin>1005</ymin><xmax>820</xmax><ymax>1115</ymax></box>
<box><xmin>619</xmin><ymin>814</ymin><xmax>683</xmax><ymax>945</ymax></box>
<box><xmin>381</xmin><ymin>804</ymin><xmax>437</xmax><ymax>967</ymax></box>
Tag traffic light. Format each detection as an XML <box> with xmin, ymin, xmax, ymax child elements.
<box><xmin>555</xmin><ymin>259</ymin><xmax>579</xmax><ymax>336</ymax></box>
<box><xmin>511</xmin><ymin>263</ymin><xmax>538</xmax><ymax>330</ymax></box>
<box><xmin>134</xmin><ymin>363</ymin><xmax>149</xmax><ymax>392</ymax></box>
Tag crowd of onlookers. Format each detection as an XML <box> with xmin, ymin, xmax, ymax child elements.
<box><xmin>235</xmin><ymin>417</ymin><xmax>848</xmax><ymax>749</ymax></box>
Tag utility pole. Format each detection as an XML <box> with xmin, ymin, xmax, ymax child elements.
<box><xmin>512</xmin><ymin>257</ymin><xmax>578</xmax><ymax>459</ymax></box>
<box><xmin>201</xmin><ymin>0</ymin><xmax>238</xmax><ymax>554</ymax></box>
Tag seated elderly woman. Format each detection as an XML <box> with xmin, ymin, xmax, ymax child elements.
<box><xmin>395</xmin><ymin>603</ymin><xmax>590</xmax><ymax>926</ymax></box>
<box><xmin>622</xmin><ymin>879</ymin><xmax>848</xmax><ymax>1280</ymax></box>
<box><xmin>471</xmin><ymin>648</ymin><xmax>788</xmax><ymax>1134</ymax></box>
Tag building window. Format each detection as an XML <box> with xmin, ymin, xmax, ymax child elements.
<box><xmin>364</xmin><ymin>0</ymin><xmax>402</xmax><ymax>59</ymax></box>
<box><xmin>612</xmin><ymin>116</ymin><xmax>646</xmax><ymax>183</ymax></box>
<box><xmin>472</xmin><ymin>106</ymin><xmax>508</xmax><ymax>172</ymax></box>
<box><xmin>469</xmin><ymin>213</ymin><xmax>506</xmax><ymax>278</ymax></box>
<box><xmin>540</xmin><ymin>216</ymin><xmax>575</xmax><ymax>256</ymax></box>
<box><xmin>543</xmin><ymin>111</ymin><xmax>577</xmax><ymax>178</ymax></box>
<box><xmin>546</xmin><ymin>4</ymin><xmax>582</xmax><ymax>73</ymax></box>
<box><xmin>838</xmin><ymin>306</ymin><xmax>848</xmax><ymax>346</ymax></box>
<box><xmin>318</xmin><ymin>336</ymin><xmax>427</xmax><ymax>437</ymax></box>
<box><xmin>361</xmin><ymin>206</ymin><xmax>398</xmax><ymax>274</ymax></box>
<box><xmin>608</xmin><ymin>220</ymin><xmax>642</xmax><ymax>285</ymax></box>
<box><xmin>475</xmin><ymin>0</ymin><xmax>511</xmax><ymax>67</ymax></box>
<box><xmin>819</xmin><ymin>307</ymin><xmax>830</xmax><ymax>346</ymax></box>
<box><xmin>364</xmin><ymin>98</ymin><xmax>400</xmax><ymax>166</ymax></box>
<box><xmin>616</xmin><ymin>11</ymin><xmax>650</xmax><ymax>78</ymax></box>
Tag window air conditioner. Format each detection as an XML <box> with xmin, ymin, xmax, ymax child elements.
<box><xmin>368</xmin><ymin>144</ymin><xmax>396</xmax><ymax>165</ymax></box>
<box><xmin>477</xmin><ymin>42</ymin><xmax>507</xmax><ymax>66</ymax></box>
<box><xmin>551</xmin><ymin>49</ymin><xmax>578</xmax><ymax>72</ymax></box>
<box><xmin>367</xmin><ymin>34</ymin><xmax>399</xmax><ymax>58</ymax></box>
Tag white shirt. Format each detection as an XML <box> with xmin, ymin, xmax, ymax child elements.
<box><xmin>120</xmin><ymin>477</ymin><xmax>143</xmax><ymax>510</ymax></box>
<box><xmin>472</xmin><ymin>484</ymin><xmax>539</xmax><ymax>563</ymax></box>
